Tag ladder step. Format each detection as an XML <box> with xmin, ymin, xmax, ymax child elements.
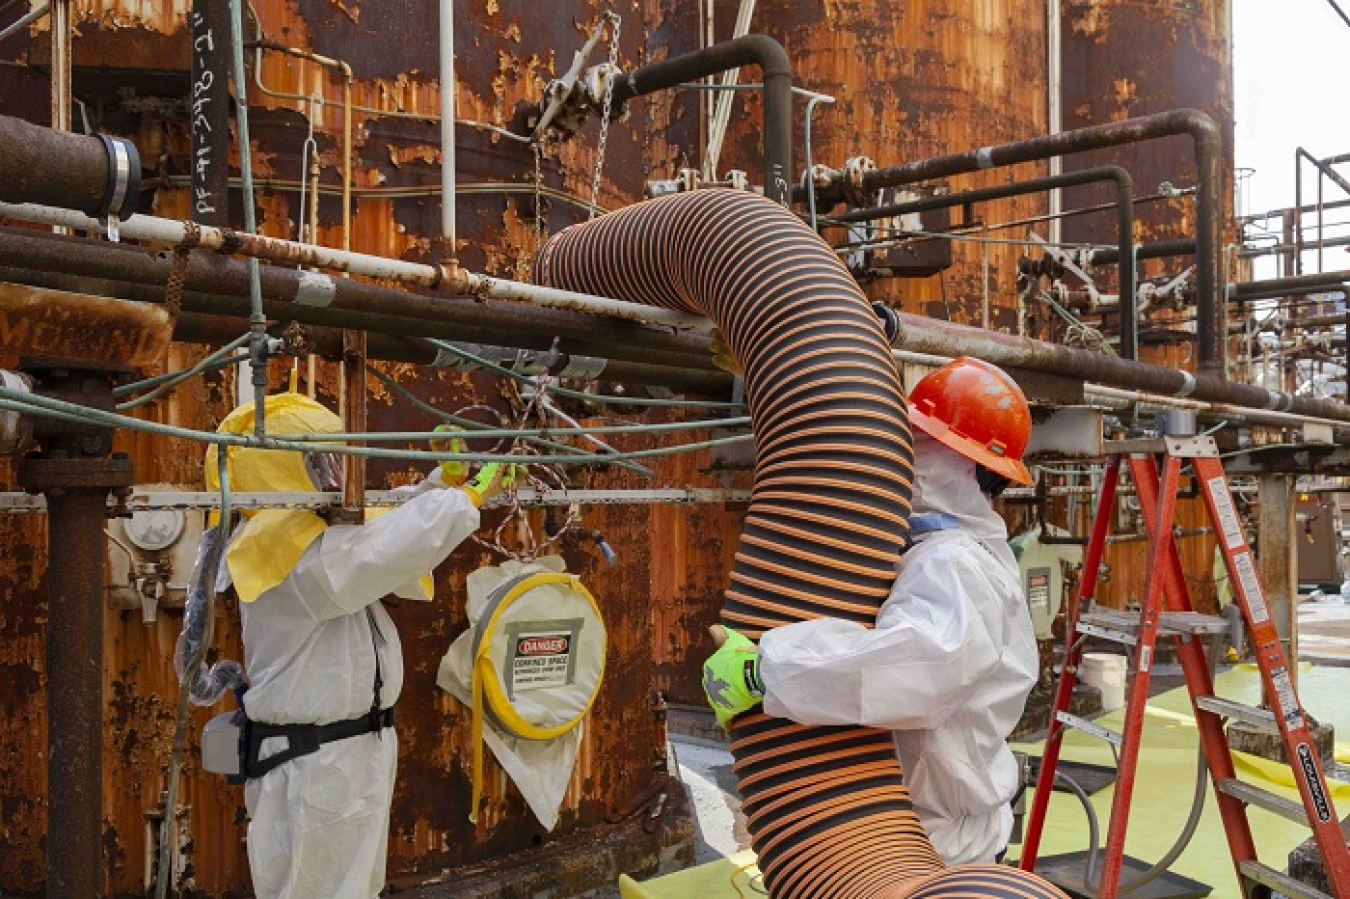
<box><xmin>1077</xmin><ymin>608</ymin><xmax>1230</xmax><ymax>644</ymax></box>
<box><xmin>1238</xmin><ymin>860</ymin><xmax>1333</xmax><ymax>899</ymax></box>
<box><xmin>1216</xmin><ymin>778</ymin><xmax>1312</xmax><ymax>825</ymax></box>
<box><xmin>1056</xmin><ymin>711</ymin><xmax>1124</xmax><ymax>746</ymax></box>
<box><xmin>1194</xmin><ymin>695</ymin><xmax>1279</xmax><ymax>733</ymax></box>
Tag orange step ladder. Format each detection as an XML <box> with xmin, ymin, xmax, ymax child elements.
<box><xmin>1019</xmin><ymin>433</ymin><xmax>1350</xmax><ymax>899</ymax></box>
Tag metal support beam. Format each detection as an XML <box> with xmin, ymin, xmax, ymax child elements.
<box><xmin>1257</xmin><ymin>474</ymin><xmax>1298</xmax><ymax>689</ymax></box>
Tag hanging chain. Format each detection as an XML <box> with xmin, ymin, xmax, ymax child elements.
<box><xmin>588</xmin><ymin>12</ymin><xmax>620</xmax><ymax>220</ymax></box>
<box><xmin>532</xmin><ymin>140</ymin><xmax>546</xmax><ymax>254</ymax></box>
<box><xmin>164</xmin><ymin>221</ymin><xmax>202</xmax><ymax>317</ymax></box>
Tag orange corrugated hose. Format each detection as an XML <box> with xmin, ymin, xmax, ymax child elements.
<box><xmin>538</xmin><ymin>190</ymin><xmax>1066</xmax><ymax>899</ymax></box>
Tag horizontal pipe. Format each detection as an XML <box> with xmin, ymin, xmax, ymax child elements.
<box><xmin>0</xmin><ymin>2</ymin><xmax>51</xmax><ymax>45</ymax></box>
<box><xmin>1228</xmin><ymin>269</ymin><xmax>1350</xmax><ymax>300</ymax></box>
<box><xmin>171</xmin><ymin>312</ymin><xmax>733</xmax><ymax>392</ymax></box>
<box><xmin>1090</xmin><ymin>238</ymin><xmax>1196</xmax><ymax>266</ymax></box>
<box><xmin>0</xmin><ymin>202</ymin><xmax>707</xmax><ymax>331</ymax></box>
<box><xmin>0</xmin><ymin>227</ymin><xmax>716</xmax><ymax>369</ymax></box>
<box><xmin>0</xmin><ymin>115</ymin><xmax>139</xmax><ymax>219</ymax></box>
<box><xmin>859</xmin><ymin>109</ymin><xmax>1223</xmax><ymax>374</ymax></box>
<box><xmin>888</xmin><ymin>311</ymin><xmax>1350</xmax><ymax>425</ymax></box>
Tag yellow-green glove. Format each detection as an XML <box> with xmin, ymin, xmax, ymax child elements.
<box><xmin>702</xmin><ymin>625</ymin><xmax>763</xmax><ymax>729</ymax></box>
<box><xmin>431</xmin><ymin>424</ymin><xmax>468</xmax><ymax>484</ymax></box>
<box><xmin>460</xmin><ymin>461</ymin><xmax>524</xmax><ymax>508</ymax></box>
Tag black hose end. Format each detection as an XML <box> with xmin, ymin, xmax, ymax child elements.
<box><xmin>871</xmin><ymin>301</ymin><xmax>900</xmax><ymax>344</ymax></box>
<box><xmin>96</xmin><ymin>134</ymin><xmax>142</xmax><ymax>221</ymax></box>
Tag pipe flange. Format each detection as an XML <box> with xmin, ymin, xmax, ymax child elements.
<box><xmin>95</xmin><ymin>134</ymin><xmax>141</xmax><ymax>221</ymax></box>
<box><xmin>841</xmin><ymin>156</ymin><xmax>876</xmax><ymax>207</ymax></box>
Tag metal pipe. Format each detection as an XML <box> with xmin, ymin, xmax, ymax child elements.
<box><xmin>0</xmin><ymin>114</ymin><xmax>140</xmax><ymax>218</ymax></box>
<box><xmin>0</xmin><ymin>230</ymin><xmax>716</xmax><ymax>367</ymax></box>
<box><xmin>0</xmin><ymin>202</ymin><xmax>708</xmax><ymax>331</ymax></box>
<box><xmin>886</xmin><ymin>310</ymin><xmax>1350</xmax><ymax>425</ymax></box>
<box><xmin>18</xmin><ymin>450</ymin><xmax>135</xmax><ymax>899</ymax></box>
<box><xmin>829</xmin><ymin>166</ymin><xmax>1136</xmax><ymax>357</ymax></box>
<box><xmin>0</xmin><ymin>1</ymin><xmax>49</xmax><ymax>45</ymax></box>
<box><xmin>1047</xmin><ymin>0</ymin><xmax>1062</xmax><ymax>247</ymax></box>
<box><xmin>50</xmin><ymin>0</ymin><xmax>69</xmax><ymax>131</ymax></box>
<box><xmin>857</xmin><ymin>109</ymin><xmax>1224</xmax><ymax>374</ymax></box>
<box><xmin>440</xmin><ymin>0</ymin><xmax>455</xmax><ymax>251</ymax></box>
<box><xmin>1091</xmin><ymin>238</ymin><xmax>1195</xmax><ymax>266</ymax></box>
<box><xmin>614</xmin><ymin>35</ymin><xmax>793</xmax><ymax>206</ymax></box>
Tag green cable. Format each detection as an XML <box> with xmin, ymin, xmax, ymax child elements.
<box><xmin>363</xmin><ymin>364</ymin><xmax>655</xmax><ymax>476</ymax></box>
<box><xmin>117</xmin><ymin>334</ymin><xmax>252</xmax><ymax>410</ymax></box>
<box><xmin>0</xmin><ymin>389</ymin><xmax>752</xmax><ymax>466</ymax></box>
<box><xmin>425</xmin><ymin>340</ymin><xmax>745</xmax><ymax>410</ymax></box>
<box><xmin>270</xmin><ymin>416</ymin><xmax>753</xmax><ymax>442</ymax></box>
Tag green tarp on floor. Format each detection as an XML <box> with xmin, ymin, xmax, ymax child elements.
<box><xmin>622</xmin><ymin>664</ymin><xmax>1350</xmax><ymax>899</ymax></box>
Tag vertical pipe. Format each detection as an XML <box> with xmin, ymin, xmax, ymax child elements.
<box><xmin>43</xmin><ymin>486</ymin><xmax>107</xmax><ymax>899</ymax></box>
<box><xmin>50</xmin><ymin>0</ymin><xmax>70</xmax><ymax>131</ymax></box>
<box><xmin>1047</xmin><ymin>0</ymin><xmax>1062</xmax><ymax>247</ymax></box>
<box><xmin>190</xmin><ymin>0</ymin><xmax>232</xmax><ymax>227</ymax></box>
<box><xmin>440</xmin><ymin>0</ymin><xmax>455</xmax><ymax>252</ymax></box>
<box><xmin>227</xmin><ymin>0</ymin><xmax>268</xmax><ymax>435</ymax></box>
<box><xmin>1258</xmin><ymin>474</ymin><xmax>1298</xmax><ymax>689</ymax></box>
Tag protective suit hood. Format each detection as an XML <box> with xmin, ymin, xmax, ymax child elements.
<box><xmin>205</xmin><ymin>392</ymin><xmax>433</xmax><ymax>602</ymax></box>
<box><xmin>910</xmin><ymin>431</ymin><xmax>1010</xmax><ymax>544</ymax></box>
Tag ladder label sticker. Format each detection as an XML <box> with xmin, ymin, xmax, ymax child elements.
<box><xmin>1232</xmin><ymin>552</ymin><xmax>1271</xmax><ymax>626</ymax></box>
<box><xmin>1296</xmin><ymin>744</ymin><xmax>1333</xmax><ymax>823</ymax></box>
<box><xmin>1271</xmin><ymin>666</ymin><xmax>1305</xmax><ymax>732</ymax></box>
<box><xmin>1207</xmin><ymin>476</ymin><xmax>1245</xmax><ymax>549</ymax></box>
<box><xmin>1139</xmin><ymin>645</ymin><xmax>1152</xmax><ymax>673</ymax></box>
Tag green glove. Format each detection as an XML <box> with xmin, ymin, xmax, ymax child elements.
<box><xmin>462</xmin><ymin>462</ymin><xmax>504</xmax><ymax>508</ymax></box>
<box><xmin>431</xmin><ymin>425</ymin><xmax>467</xmax><ymax>484</ymax></box>
<box><xmin>702</xmin><ymin>625</ymin><xmax>764</xmax><ymax>729</ymax></box>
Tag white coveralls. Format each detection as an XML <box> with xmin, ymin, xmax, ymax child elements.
<box><xmin>758</xmin><ymin>434</ymin><xmax>1039</xmax><ymax>865</ymax></box>
<box><xmin>234</xmin><ymin>481</ymin><xmax>480</xmax><ymax>899</ymax></box>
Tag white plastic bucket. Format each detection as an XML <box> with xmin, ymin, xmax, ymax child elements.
<box><xmin>1080</xmin><ymin>653</ymin><xmax>1127</xmax><ymax>712</ymax></box>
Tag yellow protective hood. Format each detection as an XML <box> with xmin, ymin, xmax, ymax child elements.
<box><xmin>206</xmin><ymin>392</ymin><xmax>434</xmax><ymax>603</ymax></box>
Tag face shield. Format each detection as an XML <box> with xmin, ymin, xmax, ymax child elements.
<box><xmin>303</xmin><ymin>451</ymin><xmax>343</xmax><ymax>492</ymax></box>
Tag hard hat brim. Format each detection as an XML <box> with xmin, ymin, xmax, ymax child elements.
<box><xmin>910</xmin><ymin>405</ymin><xmax>1035</xmax><ymax>486</ymax></box>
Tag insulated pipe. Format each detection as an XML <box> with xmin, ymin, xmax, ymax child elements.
<box><xmin>0</xmin><ymin>200</ymin><xmax>705</xmax><ymax>331</ymax></box>
<box><xmin>855</xmin><ymin>109</ymin><xmax>1224</xmax><ymax>374</ymax></box>
<box><xmin>0</xmin><ymin>227</ymin><xmax>714</xmax><ymax>368</ymax></box>
<box><xmin>537</xmin><ymin>190</ymin><xmax>1065</xmax><ymax>899</ymax></box>
<box><xmin>830</xmin><ymin>166</ymin><xmax>1136</xmax><ymax>358</ymax></box>
<box><xmin>613</xmin><ymin>36</ymin><xmax>793</xmax><ymax>206</ymax></box>
<box><xmin>0</xmin><ymin>114</ymin><xmax>140</xmax><ymax>220</ymax></box>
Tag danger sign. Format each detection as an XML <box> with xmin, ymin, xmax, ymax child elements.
<box><xmin>505</xmin><ymin>621</ymin><xmax>583</xmax><ymax>696</ymax></box>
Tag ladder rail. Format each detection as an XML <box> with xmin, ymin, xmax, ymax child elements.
<box><xmin>1020</xmin><ymin>455</ymin><xmax>1122</xmax><ymax>871</ymax></box>
<box><xmin>1130</xmin><ymin>454</ymin><xmax>1261</xmax><ymax>881</ymax></box>
<box><xmin>1194</xmin><ymin>455</ymin><xmax>1350</xmax><ymax>898</ymax></box>
<box><xmin>1094</xmin><ymin>454</ymin><xmax>1183</xmax><ymax>899</ymax></box>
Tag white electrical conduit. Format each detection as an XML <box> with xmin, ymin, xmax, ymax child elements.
<box><xmin>702</xmin><ymin>0</ymin><xmax>756</xmax><ymax>180</ymax></box>
<box><xmin>440</xmin><ymin>0</ymin><xmax>455</xmax><ymax>250</ymax></box>
<box><xmin>0</xmin><ymin>201</ymin><xmax>709</xmax><ymax>332</ymax></box>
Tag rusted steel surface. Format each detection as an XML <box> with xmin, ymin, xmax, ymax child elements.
<box><xmin>0</xmin><ymin>113</ymin><xmax>115</xmax><ymax>215</ymax></box>
<box><xmin>0</xmin><ymin>281</ymin><xmax>173</xmax><ymax>368</ymax></box>
<box><xmin>1059</xmin><ymin>0</ymin><xmax>1235</xmax><ymax>273</ymax></box>
<box><xmin>659</xmin><ymin>0</ymin><xmax>1049</xmax><ymax>331</ymax></box>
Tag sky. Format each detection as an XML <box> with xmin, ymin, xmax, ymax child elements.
<box><xmin>1235</xmin><ymin>0</ymin><xmax>1350</xmax><ymax>219</ymax></box>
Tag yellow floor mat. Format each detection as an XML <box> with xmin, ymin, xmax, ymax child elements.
<box><xmin>623</xmin><ymin>664</ymin><xmax>1349</xmax><ymax>899</ymax></box>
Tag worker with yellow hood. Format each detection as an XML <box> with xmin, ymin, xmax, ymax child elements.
<box><xmin>205</xmin><ymin>392</ymin><xmax>504</xmax><ymax>899</ymax></box>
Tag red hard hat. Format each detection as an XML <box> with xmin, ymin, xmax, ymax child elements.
<box><xmin>908</xmin><ymin>357</ymin><xmax>1034</xmax><ymax>485</ymax></box>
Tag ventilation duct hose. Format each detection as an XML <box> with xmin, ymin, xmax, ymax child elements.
<box><xmin>537</xmin><ymin>190</ymin><xmax>1066</xmax><ymax>898</ymax></box>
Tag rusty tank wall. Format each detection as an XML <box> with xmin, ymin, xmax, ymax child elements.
<box><xmin>1059</xmin><ymin>0</ymin><xmax>1235</xmax><ymax>613</ymax></box>
<box><xmin>0</xmin><ymin>1</ymin><xmax>706</xmax><ymax>895</ymax></box>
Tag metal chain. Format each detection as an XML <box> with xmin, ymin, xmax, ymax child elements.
<box><xmin>532</xmin><ymin>140</ymin><xmax>546</xmax><ymax>253</ymax></box>
<box><xmin>164</xmin><ymin>221</ymin><xmax>202</xmax><ymax>316</ymax></box>
<box><xmin>588</xmin><ymin>12</ymin><xmax>620</xmax><ymax>220</ymax></box>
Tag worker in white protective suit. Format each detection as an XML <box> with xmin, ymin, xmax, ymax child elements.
<box><xmin>204</xmin><ymin>393</ymin><xmax>506</xmax><ymax>899</ymax></box>
<box><xmin>703</xmin><ymin>357</ymin><xmax>1040</xmax><ymax>866</ymax></box>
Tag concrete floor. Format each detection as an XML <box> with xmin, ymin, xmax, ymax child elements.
<box><xmin>1299</xmin><ymin>591</ymin><xmax>1350</xmax><ymax>666</ymax></box>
